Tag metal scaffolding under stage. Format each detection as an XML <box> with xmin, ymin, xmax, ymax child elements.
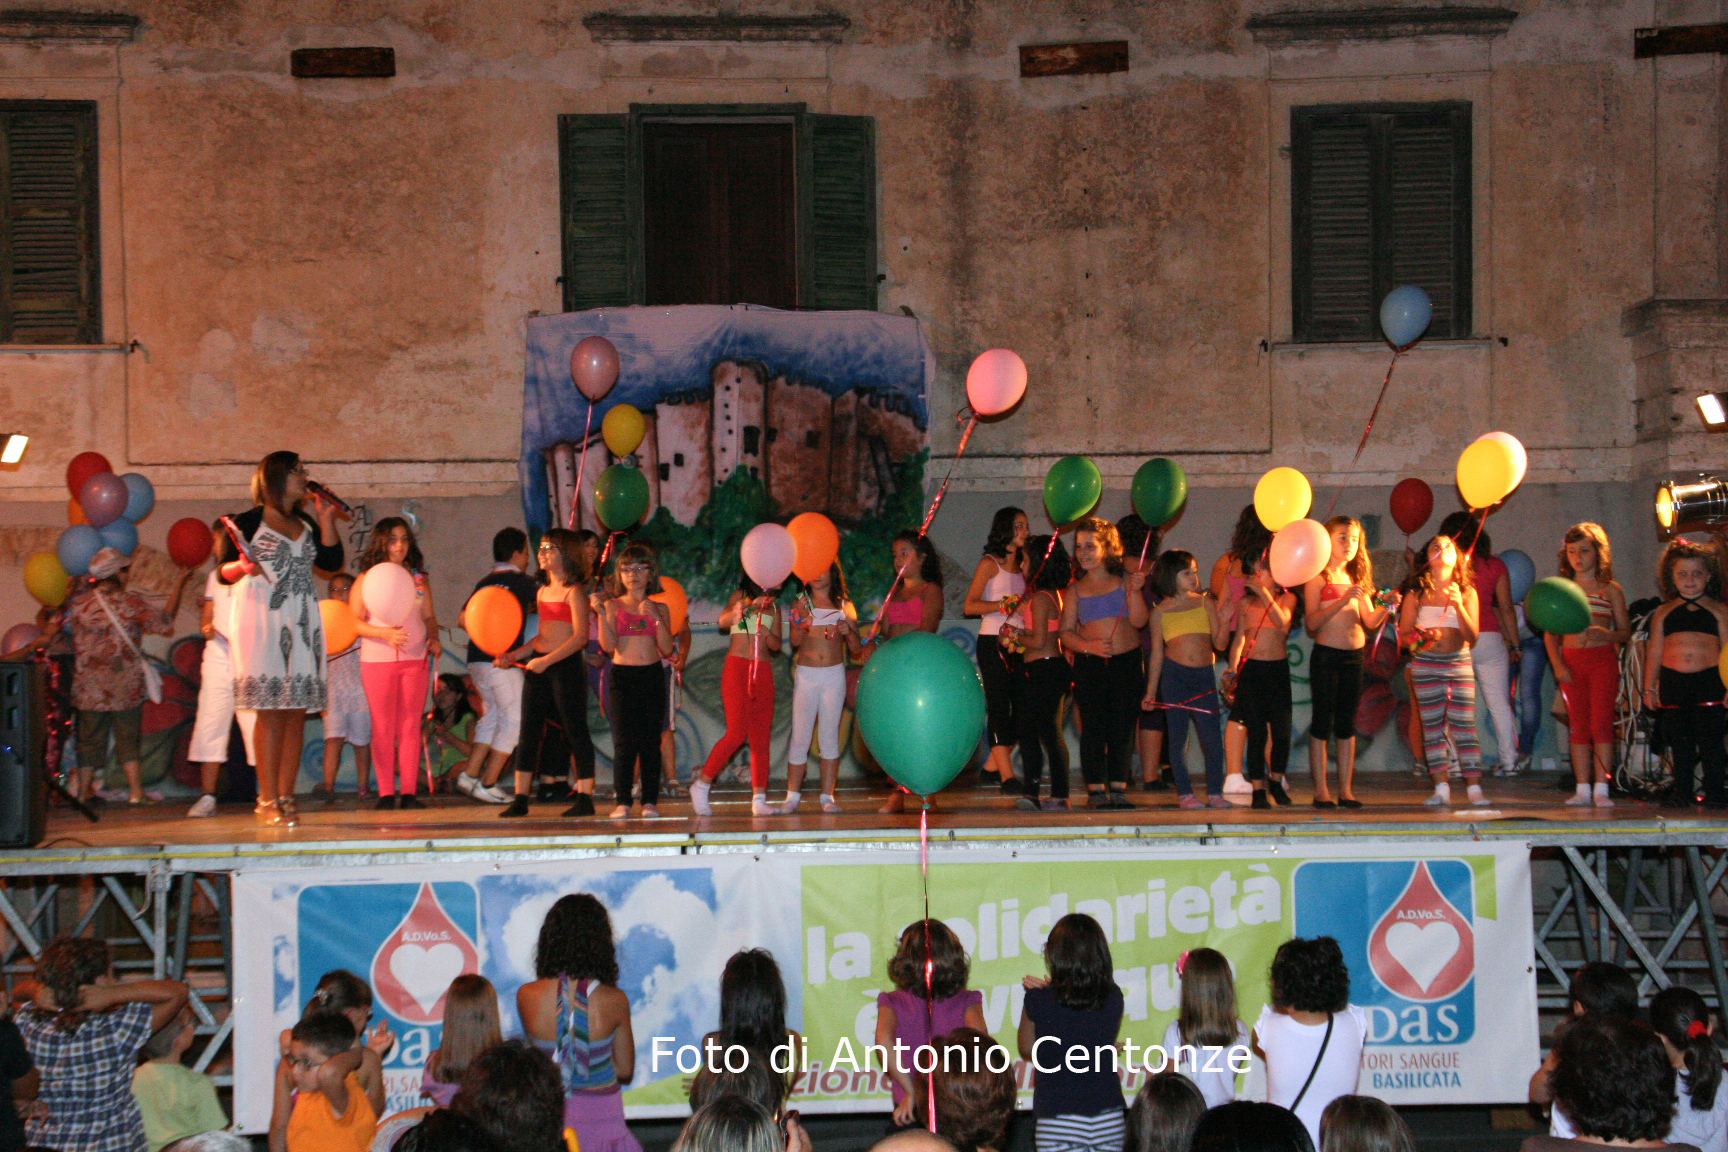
<box><xmin>3</xmin><ymin>818</ymin><xmax>1726</xmax><ymax>1084</ymax></box>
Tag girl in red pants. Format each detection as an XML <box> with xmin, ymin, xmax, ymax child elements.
<box><xmin>1544</xmin><ymin>522</ymin><xmax>1629</xmax><ymax>808</ymax></box>
<box><xmin>691</xmin><ymin>575</ymin><xmax>782</xmax><ymax>816</ymax></box>
<box><xmin>351</xmin><ymin>518</ymin><xmax>441</xmax><ymax>809</ymax></box>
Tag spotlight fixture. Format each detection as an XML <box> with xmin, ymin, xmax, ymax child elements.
<box><xmin>1697</xmin><ymin>392</ymin><xmax>1728</xmax><ymax>431</ymax></box>
<box><xmin>1657</xmin><ymin>476</ymin><xmax>1728</xmax><ymax>531</ymax></box>
<box><xmin>0</xmin><ymin>433</ymin><xmax>26</xmax><ymax>467</ymax></box>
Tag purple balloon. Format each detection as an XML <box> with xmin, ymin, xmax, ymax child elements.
<box><xmin>79</xmin><ymin>472</ymin><xmax>128</xmax><ymax>527</ymax></box>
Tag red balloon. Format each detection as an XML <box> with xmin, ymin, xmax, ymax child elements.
<box><xmin>571</xmin><ymin>336</ymin><xmax>620</xmax><ymax>403</ymax></box>
<box><xmin>1389</xmin><ymin>477</ymin><xmax>1434</xmax><ymax>537</ymax></box>
<box><xmin>167</xmin><ymin>517</ymin><xmax>213</xmax><ymax>568</ymax></box>
<box><xmin>65</xmin><ymin>451</ymin><xmax>111</xmax><ymax>499</ymax></box>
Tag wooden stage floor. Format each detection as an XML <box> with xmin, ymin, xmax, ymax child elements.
<box><xmin>12</xmin><ymin>774</ymin><xmax>1728</xmax><ymax>864</ymax></box>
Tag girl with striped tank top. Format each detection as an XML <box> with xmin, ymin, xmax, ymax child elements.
<box><xmin>518</xmin><ymin>894</ymin><xmax>640</xmax><ymax>1152</ymax></box>
<box><xmin>1545</xmin><ymin>523</ymin><xmax>1629</xmax><ymax>808</ymax></box>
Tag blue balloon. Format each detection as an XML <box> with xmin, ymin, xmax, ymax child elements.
<box><xmin>522</xmin><ymin>613</ymin><xmax>539</xmax><ymax>643</ymax></box>
<box><xmin>56</xmin><ymin>525</ymin><xmax>103</xmax><ymax>577</ymax></box>
<box><xmin>99</xmin><ymin>518</ymin><xmax>138</xmax><ymax>557</ymax></box>
<box><xmin>1502</xmin><ymin>548</ymin><xmax>1536</xmax><ymax>604</ymax></box>
<box><xmin>1379</xmin><ymin>285</ymin><xmax>1433</xmax><ymax>348</ymax></box>
<box><xmin>119</xmin><ymin>473</ymin><xmax>154</xmax><ymax>522</ymax></box>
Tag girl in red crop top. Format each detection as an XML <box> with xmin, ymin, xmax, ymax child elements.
<box><xmin>876</xmin><ymin>532</ymin><xmax>946</xmax><ymax>814</ymax></box>
<box><xmin>1547</xmin><ymin>523</ymin><xmax>1630</xmax><ymax>808</ymax></box>
<box><xmin>593</xmin><ymin>543</ymin><xmax>674</xmax><ymax>819</ymax></box>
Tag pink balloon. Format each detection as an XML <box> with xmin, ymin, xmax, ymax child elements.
<box><xmin>965</xmin><ymin>349</ymin><xmax>1028</xmax><ymax>417</ymax></box>
<box><xmin>571</xmin><ymin>336</ymin><xmax>620</xmax><ymax>403</ymax></box>
<box><xmin>1474</xmin><ymin>431</ymin><xmax>1528</xmax><ymax>491</ymax></box>
<box><xmin>2</xmin><ymin>623</ymin><xmax>39</xmax><ymax>653</ymax></box>
<box><xmin>740</xmin><ymin>523</ymin><xmax>796</xmax><ymax>591</ymax></box>
<box><xmin>360</xmin><ymin>561</ymin><xmax>417</xmax><ymax>628</ymax></box>
<box><xmin>1269</xmin><ymin>518</ymin><xmax>1331</xmax><ymax>589</ymax></box>
<box><xmin>78</xmin><ymin>472</ymin><xmax>128</xmax><ymax>528</ymax></box>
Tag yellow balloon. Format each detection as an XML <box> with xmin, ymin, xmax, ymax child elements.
<box><xmin>602</xmin><ymin>404</ymin><xmax>646</xmax><ymax>457</ymax></box>
<box><xmin>23</xmin><ymin>551</ymin><xmax>70</xmax><ymax>608</ymax></box>
<box><xmin>1456</xmin><ymin>438</ymin><xmax>1518</xmax><ymax>509</ymax></box>
<box><xmin>1254</xmin><ymin>467</ymin><xmax>1312</xmax><ymax>532</ymax></box>
<box><xmin>1718</xmin><ymin>643</ymin><xmax>1728</xmax><ymax>692</ymax></box>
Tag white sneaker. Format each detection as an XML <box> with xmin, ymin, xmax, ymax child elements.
<box><xmin>1424</xmin><ymin>785</ymin><xmax>1451</xmax><ymax>807</ymax></box>
<box><xmin>1221</xmin><ymin>772</ymin><xmax>1253</xmax><ymax>796</ymax></box>
<box><xmin>1467</xmin><ymin>784</ymin><xmax>1489</xmax><ymax>807</ymax></box>
<box><xmin>475</xmin><ymin>783</ymin><xmax>511</xmax><ymax>804</ymax></box>
<box><xmin>187</xmin><ymin>794</ymin><xmax>216</xmax><ymax>818</ymax></box>
<box><xmin>751</xmin><ymin>794</ymin><xmax>773</xmax><ymax>816</ymax></box>
<box><xmin>820</xmin><ymin>794</ymin><xmax>842</xmax><ymax>814</ymax></box>
<box><xmin>1565</xmin><ymin>786</ymin><xmax>1593</xmax><ymax>807</ymax></box>
<box><xmin>642</xmin><ymin>805</ymin><xmax>661</xmax><ymax>819</ymax></box>
<box><xmin>778</xmin><ymin>792</ymin><xmax>802</xmax><ymax>815</ymax></box>
<box><xmin>690</xmin><ymin>777</ymin><xmax>712</xmax><ymax>816</ymax></box>
<box><xmin>1593</xmin><ymin>783</ymin><xmax>1614</xmax><ymax>808</ymax></box>
<box><xmin>453</xmin><ymin>774</ymin><xmax>484</xmax><ymax>800</ymax></box>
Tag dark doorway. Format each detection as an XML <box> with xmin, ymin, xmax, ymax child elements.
<box><xmin>642</xmin><ymin>121</ymin><xmax>797</xmax><ymax>309</ymax></box>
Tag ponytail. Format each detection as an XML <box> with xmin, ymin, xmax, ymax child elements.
<box><xmin>1650</xmin><ymin>986</ymin><xmax>1722</xmax><ymax>1110</ymax></box>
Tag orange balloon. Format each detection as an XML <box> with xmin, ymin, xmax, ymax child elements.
<box><xmin>787</xmin><ymin>512</ymin><xmax>840</xmax><ymax>584</ymax></box>
<box><xmin>319</xmin><ymin>598</ymin><xmax>358</xmax><ymax>656</ymax></box>
<box><xmin>465</xmin><ymin>585</ymin><xmax>525</xmax><ymax>657</ymax></box>
<box><xmin>652</xmin><ymin>576</ymin><xmax>689</xmax><ymax>635</ymax></box>
<box><xmin>67</xmin><ymin>497</ymin><xmax>86</xmax><ymax>525</ymax></box>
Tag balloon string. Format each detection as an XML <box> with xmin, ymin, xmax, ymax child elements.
<box><xmin>597</xmin><ymin>530</ymin><xmax>617</xmax><ymax>569</ymax></box>
<box><xmin>918</xmin><ymin>411</ymin><xmax>978</xmax><ymax>539</ymax></box>
<box><xmin>865</xmin><ymin>557</ymin><xmax>915</xmax><ymax>645</ymax></box>
<box><xmin>919</xmin><ymin>803</ymin><xmax>937</xmax><ymax>1135</ymax></box>
<box><xmin>1323</xmin><ymin>348</ymin><xmax>1402</xmax><ymax>522</ymax></box>
<box><xmin>570</xmin><ymin>406</ymin><xmax>595</xmax><ymax>531</ymax></box>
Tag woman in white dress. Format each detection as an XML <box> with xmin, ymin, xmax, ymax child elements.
<box><xmin>219</xmin><ymin>451</ymin><xmax>344</xmax><ymax>826</ymax></box>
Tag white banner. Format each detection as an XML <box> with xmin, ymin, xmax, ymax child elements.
<box><xmin>230</xmin><ymin>841</ymin><xmax>1537</xmax><ymax>1131</ymax></box>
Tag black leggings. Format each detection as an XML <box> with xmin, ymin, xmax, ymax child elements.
<box><xmin>1308</xmin><ymin>645</ymin><xmax>1363</xmax><ymax>742</ymax></box>
<box><xmin>1016</xmin><ymin>656</ymin><xmax>1071</xmax><ymax>799</ymax></box>
<box><xmin>1072</xmin><ymin>650</ymin><xmax>1143</xmax><ymax>788</ymax></box>
<box><xmin>1234</xmin><ymin>657</ymin><xmax>1292</xmax><ymax>783</ymax></box>
<box><xmin>610</xmin><ymin>663</ymin><xmax>665</xmax><ymax>806</ymax></box>
<box><xmin>976</xmin><ymin>635</ymin><xmax>1022</xmax><ymax>748</ymax></box>
<box><xmin>520</xmin><ymin>657</ymin><xmax>594</xmax><ymax>781</ymax></box>
<box><xmin>1660</xmin><ymin>667</ymin><xmax>1727</xmax><ymax>802</ymax></box>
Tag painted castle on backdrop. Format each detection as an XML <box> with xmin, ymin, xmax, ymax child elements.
<box><xmin>544</xmin><ymin>359</ymin><xmax>926</xmax><ymax>531</ymax></box>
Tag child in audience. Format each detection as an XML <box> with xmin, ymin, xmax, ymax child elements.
<box><xmin>1319</xmin><ymin>1095</ymin><xmax>1416</xmax><ymax>1152</ymax></box>
<box><xmin>1253</xmin><ymin>936</ymin><xmax>1367</xmax><ymax>1149</ymax></box>
<box><xmin>1643</xmin><ymin>539</ymin><xmax>1728</xmax><ymax>809</ymax></box>
<box><xmin>1531</xmin><ymin>961</ymin><xmax>1640</xmax><ymax>1132</ymax></box>
<box><xmin>1017</xmin><ymin>913</ymin><xmax>1126</xmax><ymax>1151</ymax></box>
<box><xmin>1163</xmin><ymin>946</ymin><xmax>1249</xmax><ymax>1107</ymax></box>
<box><xmin>269</xmin><ymin>970</ymin><xmax>391</xmax><ymax>1152</ymax></box>
<box><xmin>317</xmin><ymin>570</ymin><xmax>373</xmax><ymax>802</ymax></box>
<box><xmin>707</xmin><ymin>949</ymin><xmax>797</xmax><ymax>1069</ymax></box>
<box><xmin>1126</xmin><ymin>1071</ymin><xmax>1206</xmax><ymax>1152</ymax></box>
<box><xmin>914</xmin><ymin>1027</ymin><xmax>1017</xmax><ymax>1152</ymax></box>
<box><xmin>1649</xmin><ymin>986</ymin><xmax>1727</xmax><ymax>1152</ymax></box>
<box><xmin>876</xmin><ymin>921</ymin><xmax>988</xmax><ymax>1125</ymax></box>
<box><xmin>422</xmin><ymin>974</ymin><xmax>502</xmax><ymax>1108</ymax></box>
<box><xmin>283</xmin><ymin>1013</ymin><xmax>377</xmax><ymax>1152</ymax></box>
<box><xmin>132</xmin><ymin>1007</ymin><xmax>228</xmax><ymax>1151</ymax></box>
<box><xmin>781</xmin><ymin>562</ymin><xmax>861</xmax><ymax>814</ymax></box>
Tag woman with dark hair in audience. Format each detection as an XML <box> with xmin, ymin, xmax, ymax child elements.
<box><xmin>1254</xmin><ymin>937</ymin><xmax>1367</xmax><ymax>1149</ymax></box>
<box><xmin>1527</xmin><ymin>1016</ymin><xmax>1702</xmax><ymax>1152</ymax></box>
<box><xmin>1017</xmin><ymin>913</ymin><xmax>1126</xmax><ymax>1152</ymax></box>
<box><xmin>1648</xmin><ymin>988</ymin><xmax>1726</xmax><ymax>1152</ymax></box>
<box><xmin>1125</xmin><ymin>1071</ymin><xmax>1205</xmax><ymax>1152</ymax></box>
<box><xmin>912</xmin><ymin>1028</ymin><xmax>1015</xmax><ymax>1152</ymax></box>
<box><xmin>450</xmin><ymin>1040</ymin><xmax>565</xmax><ymax>1152</ymax></box>
<box><xmin>964</xmin><ymin>507</ymin><xmax>1029</xmax><ymax>794</ymax></box>
<box><xmin>1192</xmin><ymin>1102</ymin><xmax>1315</xmax><ymax>1152</ymax></box>
<box><xmin>704</xmin><ymin>949</ymin><xmax>797</xmax><ymax>1072</ymax></box>
<box><xmin>394</xmin><ymin>1110</ymin><xmax>501</xmax><ymax>1152</ymax></box>
<box><xmin>515</xmin><ymin>895</ymin><xmax>639</xmax><ymax>1152</ymax></box>
<box><xmin>1533</xmin><ymin>961</ymin><xmax>1642</xmax><ymax>1129</ymax></box>
<box><xmin>1319</xmin><ymin>1096</ymin><xmax>1416</xmax><ymax>1152</ymax></box>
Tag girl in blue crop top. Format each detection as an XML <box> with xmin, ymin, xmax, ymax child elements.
<box><xmin>1059</xmin><ymin>518</ymin><xmax>1149</xmax><ymax>810</ymax></box>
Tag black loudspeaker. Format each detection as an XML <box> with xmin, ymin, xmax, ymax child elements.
<box><xmin>0</xmin><ymin>660</ymin><xmax>47</xmax><ymax>848</ymax></box>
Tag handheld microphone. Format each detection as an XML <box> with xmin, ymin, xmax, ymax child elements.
<box><xmin>305</xmin><ymin>479</ymin><xmax>353</xmax><ymax>514</ymax></box>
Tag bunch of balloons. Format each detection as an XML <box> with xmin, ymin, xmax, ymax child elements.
<box><xmin>56</xmin><ymin>452</ymin><xmax>157</xmax><ymax>577</ymax></box>
<box><xmin>569</xmin><ymin>334</ymin><xmax>623</xmax><ymax>530</ymax></box>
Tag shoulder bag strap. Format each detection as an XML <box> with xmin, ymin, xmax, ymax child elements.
<box><xmin>1289</xmin><ymin>1012</ymin><xmax>1335</xmax><ymax>1114</ymax></box>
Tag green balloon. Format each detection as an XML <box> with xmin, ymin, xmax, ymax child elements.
<box><xmin>855</xmin><ymin>631</ymin><xmax>985</xmax><ymax>796</ymax></box>
<box><xmin>1525</xmin><ymin>576</ymin><xmax>1591</xmax><ymax>636</ymax></box>
<box><xmin>594</xmin><ymin>464</ymin><xmax>649</xmax><ymax>531</ymax></box>
<box><xmin>1131</xmin><ymin>458</ymin><xmax>1187</xmax><ymax>527</ymax></box>
<box><xmin>1043</xmin><ymin>455</ymin><xmax>1102</xmax><ymax>526</ymax></box>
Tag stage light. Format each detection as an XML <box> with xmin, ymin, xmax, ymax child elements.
<box><xmin>0</xmin><ymin>433</ymin><xmax>26</xmax><ymax>467</ymax></box>
<box><xmin>1698</xmin><ymin>392</ymin><xmax>1728</xmax><ymax>431</ymax></box>
<box><xmin>1656</xmin><ymin>477</ymin><xmax>1728</xmax><ymax>531</ymax></box>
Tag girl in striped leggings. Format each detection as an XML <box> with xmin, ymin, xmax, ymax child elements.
<box><xmin>1400</xmin><ymin>534</ymin><xmax>1490</xmax><ymax>808</ymax></box>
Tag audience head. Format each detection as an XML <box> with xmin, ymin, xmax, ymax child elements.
<box><xmin>1567</xmin><ymin>961</ymin><xmax>1639</xmax><ymax>1021</ymax></box>
<box><xmin>35</xmin><ymin>935</ymin><xmax>111</xmax><ymax>1032</ymax></box>
<box><xmin>288</xmin><ymin>1012</ymin><xmax>358</xmax><ymax>1092</ymax></box>
<box><xmin>452</xmin><ymin>1039</ymin><xmax>565</xmax><ymax>1152</ymax></box>
<box><xmin>303</xmin><ymin>968</ymin><xmax>374</xmax><ymax>1036</ymax></box>
<box><xmin>869</xmin><ymin>1130</ymin><xmax>958</xmax><ymax>1152</ymax></box>
<box><xmin>912</xmin><ymin>1028</ymin><xmax>1015</xmax><ymax>1152</ymax></box>
<box><xmin>1177</xmin><ymin>947</ymin><xmax>1239</xmax><ymax>1047</ymax></box>
<box><xmin>1127</xmin><ymin>1071</ymin><xmax>1206</xmax><ymax>1152</ymax></box>
<box><xmin>1025</xmin><ymin>535</ymin><xmax>1071</xmax><ymax>592</ymax></box>
<box><xmin>1270</xmin><ymin>937</ymin><xmax>1350</xmax><ymax>1014</ymax></box>
<box><xmin>436</xmin><ymin>974</ymin><xmax>503</xmax><ymax>1085</ymax></box>
<box><xmin>1318</xmin><ymin>1096</ymin><xmax>1414</xmax><ymax>1152</ymax></box>
<box><xmin>163</xmin><ymin>1133</ymin><xmax>252</xmax><ymax>1152</ymax></box>
<box><xmin>534</xmin><ymin>893</ymin><xmax>619</xmax><ymax>984</ymax></box>
<box><xmin>493</xmin><ymin>526</ymin><xmax>529</xmax><ymax>565</ymax></box>
<box><xmin>1043</xmin><ymin>913</ymin><xmax>1116</xmax><ymax>1011</ymax></box>
<box><xmin>889</xmin><ymin>920</ymin><xmax>971</xmax><ymax>1000</ymax></box>
<box><xmin>689</xmin><ymin>1048</ymin><xmax>785</xmax><ymax>1117</ymax></box>
<box><xmin>719</xmin><ymin>948</ymin><xmax>789</xmax><ymax>1058</ymax></box>
<box><xmin>394</xmin><ymin>1110</ymin><xmax>502</xmax><ymax>1152</ymax></box>
<box><xmin>1648</xmin><ymin>985</ymin><xmax>1720</xmax><ymax>1111</ymax></box>
<box><xmin>674</xmin><ymin>1094</ymin><xmax>782</xmax><ymax>1152</ymax></box>
<box><xmin>141</xmin><ymin>1006</ymin><xmax>195</xmax><ymax>1063</ymax></box>
<box><xmin>1552</xmin><ymin>1016</ymin><xmax>1676</xmax><ymax>1143</ymax></box>
<box><xmin>1191</xmin><ymin>1101</ymin><xmax>1316</xmax><ymax>1152</ymax></box>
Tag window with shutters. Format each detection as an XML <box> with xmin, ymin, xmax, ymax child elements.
<box><xmin>0</xmin><ymin>102</ymin><xmax>100</xmax><ymax>345</ymax></box>
<box><xmin>559</xmin><ymin>105</ymin><xmax>877</xmax><ymax>313</ymax></box>
<box><xmin>1291</xmin><ymin>102</ymin><xmax>1471</xmax><ymax>343</ymax></box>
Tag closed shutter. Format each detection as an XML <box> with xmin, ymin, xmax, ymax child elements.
<box><xmin>798</xmin><ymin>114</ymin><xmax>876</xmax><ymax>311</ymax></box>
<box><xmin>1291</xmin><ymin>102</ymin><xmax>1471</xmax><ymax>343</ymax></box>
<box><xmin>558</xmin><ymin>114</ymin><xmax>638</xmax><ymax>311</ymax></box>
<box><xmin>0</xmin><ymin>102</ymin><xmax>99</xmax><ymax>344</ymax></box>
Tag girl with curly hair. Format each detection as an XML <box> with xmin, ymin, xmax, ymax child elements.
<box><xmin>1643</xmin><ymin>540</ymin><xmax>1728</xmax><ymax>809</ymax></box>
<box><xmin>1545</xmin><ymin>523</ymin><xmax>1630</xmax><ymax>808</ymax></box>
<box><xmin>1253</xmin><ymin>936</ymin><xmax>1366</xmax><ymax>1149</ymax></box>
<box><xmin>349</xmin><ymin>516</ymin><xmax>440</xmax><ymax>809</ymax></box>
<box><xmin>592</xmin><ymin>544</ymin><xmax>675</xmax><ymax>819</ymax></box>
<box><xmin>501</xmin><ymin>528</ymin><xmax>595</xmax><ymax>820</ymax></box>
<box><xmin>517</xmin><ymin>895</ymin><xmax>639</xmax><ymax>1152</ymax></box>
<box><xmin>1303</xmin><ymin>516</ymin><xmax>1387</xmax><ymax>809</ymax></box>
<box><xmin>1062</xmin><ymin>518</ymin><xmax>1150</xmax><ymax>810</ymax></box>
<box><xmin>875</xmin><ymin>921</ymin><xmax>988</xmax><ymax>1126</ymax></box>
<box><xmin>1399</xmin><ymin>535</ymin><xmax>1487</xmax><ymax>808</ymax></box>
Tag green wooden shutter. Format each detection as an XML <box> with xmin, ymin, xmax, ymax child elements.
<box><xmin>798</xmin><ymin>114</ymin><xmax>876</xmax><ymax>311</ymax></box>
<box><xmin>0</xmin><ymin>101</ymin><xmax>99</xmax><ymax>344</ymax></box>
<box><xmin>559</xmin><ymin>114</ymin><xmax>638</xmax><ymax>311</ymax></box>
<box><xmin>1292</xmin><ymin>110</ymin><xmax>1376</xmax><ymax>342</ymax></box>
<box><xmin>1388</xmin><ymin>105</ymin><xmax>1471</xmax><ymax>339</ymax></box>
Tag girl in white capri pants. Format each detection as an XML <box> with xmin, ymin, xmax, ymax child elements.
<box><xmin>186</xmin><ymin>539</ymin><xmax>257</xmax><ymax>817</ymax></box>
<box><xmin>780</xmin><ymin>562</ymin><xmax>864</xmax><ymax>814</ymax></box>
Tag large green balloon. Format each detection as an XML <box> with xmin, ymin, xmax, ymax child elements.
<box><xmin>1131</xmin><ymin>458</ymin><xmax>1187</xmax><ymax>527</ymax></box>
<box><xmin>855</xmin><ymin>631</ymin><xmax>985</xmax><ymax>796</ymax></box>
<box><xmin>594</xmin><ymin>464</ymin><xmax>649</xmax><ymax>531</ymax></box>
<box><xmin>1043</xmin><ymin>455</ymin><xmax>1102</xmax><ymax>526</ymax></box>
<box><xmin>1525</xmin><ymin>576</ymin><xmax>1591</xmax><ymax>636</ymax></box>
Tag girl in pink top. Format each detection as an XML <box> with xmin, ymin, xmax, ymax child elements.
<box><xmin>876</xmin><ymin>532</ymin><xmax>945</xmax><ymax>813</ymax></box>
<box><xmin>350</xmin><ymin>518</ymin><xmax>441</xmax><ymax>809</ymax></box>
<box><xmin>874</xmin><ymin>920</ymin><xmax>987</xmax><ymax>1125</ymax></box>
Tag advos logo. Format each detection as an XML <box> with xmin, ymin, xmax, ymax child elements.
<box><xmin>370</xmin><ymin>883</ymin><xmax>481</xmax><ymax>1025</ymax></box>
<box><xmin>1293</xmin><ymin>859</ymin><xmax>1475</xmax><ymax>1045</ymax></box>
<box><xmin>298</xmin><ymin>880</ymin><xmax>481</xmax><ymax>1029</ymax></box>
